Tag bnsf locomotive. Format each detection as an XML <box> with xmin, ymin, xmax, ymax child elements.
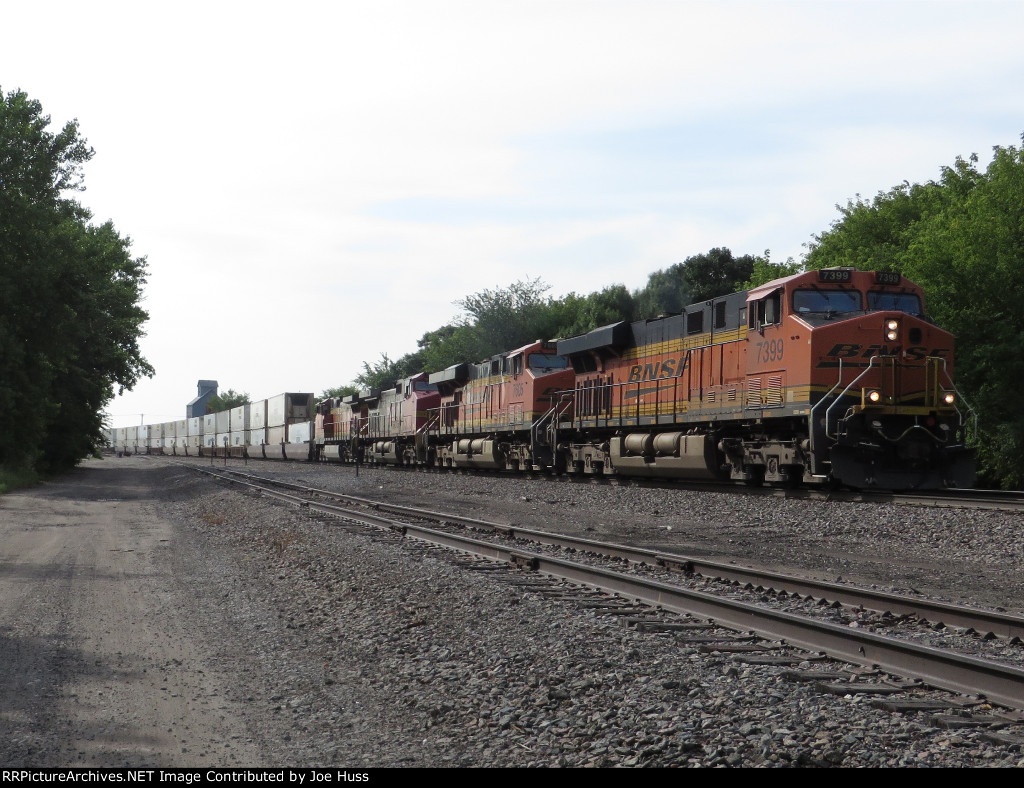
<box><xmin>551</xmin><ymin>267</ymin><xmax>974</xmax><ymax>490</ymax></box>
<box><xmin>111</xmin><ymin>268</ymin><xmax>975</xmax><ymax>491</ymax></box>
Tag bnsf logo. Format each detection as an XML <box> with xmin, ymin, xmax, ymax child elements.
<box><xmin>824</xmin><ymin>344</ymin><xmax>950</xmax><ymax>360</ymax></box>
<box><xmin>627</xmin><ymin>356</ymin><xmax>690</xmax><ymax>382</ymax></box>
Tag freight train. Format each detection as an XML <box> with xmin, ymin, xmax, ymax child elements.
<box><xmin>107</xmin><ymin>268</ymin><xmax>976</xmax><ymax>491</ymax></box>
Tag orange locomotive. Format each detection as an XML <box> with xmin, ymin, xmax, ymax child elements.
<box><xmin>552</xmin><ymin>268</ymin><xmax>975</xmax><ymax>490</ymax></box>
<box><xmin>425</xmin><ymin>340</ymin><xmax>575</xmax><ymax>471</ymax></box>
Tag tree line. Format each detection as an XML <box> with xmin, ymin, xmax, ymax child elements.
<box><xmin>0</xmin><ymin>88</ymin><xmax>151</xmax><ymax>486</ymax></box>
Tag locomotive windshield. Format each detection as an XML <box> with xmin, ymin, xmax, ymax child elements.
<box><xmin>792</xmin><ymin>289</ymin><xmax>862</xmax><ymax>314</ymax></box>
<box><xmin>528</xmin><ymin>353</ymin><xmax>570</xmax><ymax>375</ymax></box>
<box><xmin>867</xmin><ymin>290</ymin><xmax>922</xmax><ymax>316</ymax></box>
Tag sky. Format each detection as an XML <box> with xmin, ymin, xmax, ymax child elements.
<box><xmin>3</xmin><ymin>0</ymin><xmax>1022</xmax><ymax>428</ymax></box>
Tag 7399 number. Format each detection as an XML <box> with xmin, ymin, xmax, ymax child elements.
<box><xmin>755</xmin><ymin>339</ymin><xmax>784</xmax><ymax>364</ymax></box>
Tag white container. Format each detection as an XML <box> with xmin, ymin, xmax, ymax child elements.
<box><xmin>230</xmin><ymin>404</ymin><xmax>250</xmax><ymax>432</ymax></box>
<box><xmin>267</xmin><ymin>393</ymin><xmax>314</xmax><ymax>427</ymax></box>
<box><xmin>250</xmin><ymin>399</ymin><xmax>268</xmax><ymax>430</ymax></box>
<box><xmin>288</xmin><ymin>421</ymin><xmax>311</xmax><ymax>443</ymax></box>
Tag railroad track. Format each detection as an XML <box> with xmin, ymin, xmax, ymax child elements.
<box><xmin>153</xmin><ymin>449</ymin><xmax>1024</xmax><ymax>512</ymax></box>
<box><xmin>182</xmin><ymin>461</ymin><xmax>1024</xmax><ymax>723</ymax></box>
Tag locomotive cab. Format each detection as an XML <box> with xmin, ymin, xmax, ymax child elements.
<box><xmin>790</xmin><ymin>268</ymin><xmax>974</xmax><ymax>489</ymax></box>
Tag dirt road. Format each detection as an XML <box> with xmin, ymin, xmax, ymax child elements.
<box><xmin>0</xmin><ymin>457</ymin><xmax>270</xmax><ymax>767</ymax></box>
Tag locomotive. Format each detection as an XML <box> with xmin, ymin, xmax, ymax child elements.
<box><xmin>109</xmin><ymin>268</ymin><xmax>975</xmax><ymax>491</ymax></box>
<box><xmin>550</xmin><ymin>268</ymin><xmax>974</xmax><ymax>490</ymax></box>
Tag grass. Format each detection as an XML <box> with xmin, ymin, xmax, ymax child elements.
<box><xmin>0</xmin><ymin>465</ymin><xmax>41</xmax><ymax>495</ymax></box>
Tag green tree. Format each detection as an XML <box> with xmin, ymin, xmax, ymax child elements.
<box><xmin>354</xmin><ymin>353</ymin><xmax>407</xmax><ymax>391</ymax></box>
<box><xmin>548</xmin><ymin>285</ymin><xmax>635</xmax><ymax>339</ymax></box>
<box><xmin>319</xmin><ymin>385</ymin><xmax>359</xmax><ymax>401</ymax></box>
<box><xmin>741</xmin><ymin>252</ymin><xmax>804</xmax><ymax>289</ymax></box>
<box><xmin>632</xmin><ymin>248</ymin><xmax>762</xmax><ymax>319</ymax></box>
<box><xmin>206</xmin><ymin>389</ymin><xmax>250</xmax><ymax>413</ymax></box>
<box><xmin>632</xmin><ymin>263</ymin><xmax>689</xmax><ymax>319</ymax></box>
<box><xmin>0</xmin><ymin>88</ymin><xmax>152</xmax><ymax>474</ymax></box>
<box><xmin>455</xmin><ymin>277</ymin><xmax>554</xmax><ymax>357</ymax></box>
<box><xmin>681</xmin><ymin>247</ymin><xmax>760</xmax><ymax>302</ymax></box>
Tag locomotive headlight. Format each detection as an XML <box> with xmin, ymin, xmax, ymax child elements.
<box><xmin>942</xmin><ymin>391</ymin><xmax>956</xmax><ymax>405</ymax></box>
<box><xmin>885</xmin><ymin>319</ymin><xmax>900</xmax><ymax>341</ymax></box>
<box><xmin>866</xmin><ymin>389</ymin><xmax>882</xmax><ymax>404</ymax></box>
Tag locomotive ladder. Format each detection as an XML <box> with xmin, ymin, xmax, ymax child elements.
<box><xmin>531</xmin><ymin>392</ymin><xmax>575</xmax><ymax>458</ymax></box>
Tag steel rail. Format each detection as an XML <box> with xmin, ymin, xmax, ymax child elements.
<box><xmin>205</xmin><ymin>465</ymin><xmax>1024</xmax><ymax>641</ymax></box>
<box><xmin>190</xmin><ymin>464</ymin><xmax>1024</xmax><ymax>711</ymax></box>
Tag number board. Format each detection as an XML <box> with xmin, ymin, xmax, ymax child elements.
<box><xmin>818</xmin><ymin>269</ymin><xmax>853</xmax><ymax>283</ymax></box>
<box><xmin>874</xmin><ymin>271</ymin><xmax>901</xmax><ymax>285</ymax></box>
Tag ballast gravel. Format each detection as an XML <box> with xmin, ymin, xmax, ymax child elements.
<box><xmin>149</xmin><ymin>456</ymin><xmax>1024</xmax><ymax>768</ymax></box>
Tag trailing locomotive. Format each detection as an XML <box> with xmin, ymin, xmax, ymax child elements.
<box><xmin>108</xmin><ymin>268</ymin><xmax>975</xmax><ymax>491</ymax></box>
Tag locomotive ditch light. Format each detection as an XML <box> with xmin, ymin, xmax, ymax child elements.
<box><xmin>885</xmin><ymin>319</ymin><xmax>900</xmax><ymax>341</ymax></box>
<box><xmin>865</xmin><ymin>389</ymin><xmax>882</xmax><ymax>404</ymax></box>
<box><xmin>942</xmin><ymin>391</ymin><xmax>956</xmax><ymax>405</ymax></box>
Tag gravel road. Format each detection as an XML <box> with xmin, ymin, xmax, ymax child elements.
<box><xmin>2</xmin><ymin>454</ymin><xmax>1023</xmax><ymax>768</ymax></box>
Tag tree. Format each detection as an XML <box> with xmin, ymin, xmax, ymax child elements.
<box><xmin>548</xmin><ymin>285</ymin><xmax>635</xmax><ymax>339</ymax></box>
<box><xmin>632</xmin><ymin>263</ymin><xmax>689</xmax><ymax>319</ymax></box>
<box><xmin>455</xmin><ymin>277</ymin><xmax>554</xmax><ymax>358</ymax></box>
<box><xmin>206</xmin><ymin>389</ymin><xmax>250</xmax><ymax>413</ymax></box>
<box><xmin>354</xmin><ymin>354</ymin><xmax>407</xmax><ymax>391</ymax></box>
<box><xmin>680</xmin><ymin>247</ymin><xmax>760</xmax><ymax>302</ymax></box>
<box><xmin>0</xmin><ymin>88</ymin><xmax>152</xmax><ymax>474</ymax></box>
<box><xmin>632</xmin><ymin>248</ymin><xmax>762</xmax><ymax>319</ymax></box>
<box><xmin>319</xmin><ymin>385</ymin><xmax>359</xmax><ymax>401</ymax></box>
<box><xmin>741</xmin><ymin>253</ymin><xmax>804</xmax><ymax>289</ymax></box>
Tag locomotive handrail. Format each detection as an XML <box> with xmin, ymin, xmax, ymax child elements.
<box><xmin>929</xmin><ymin>355</ymin><xmax>978</xmax><ymax>444</ymax></box>
<box><xmin>808</xmin><ymin>358</ymin><xmax>845</xmax><ymax>477</ymax></box>
<box><xmin>824</xmin><ymin>354</ymin><xmax>977</xmax><ymax>445</ymax></box>
<box><xmin>824</xmin><ymin>355</ymin><xmax>884</xmax><ymax>441</ymax></box>
<box><xmin>530</xmin><ymin>392</ymin><xmax>573</xmax><ymax>450</ymax></box>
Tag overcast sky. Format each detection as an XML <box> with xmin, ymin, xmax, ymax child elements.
<box><xmin>4</xmin><ymin>1</ymin><xmax>1022</xmax><ymax>428</ymax></box>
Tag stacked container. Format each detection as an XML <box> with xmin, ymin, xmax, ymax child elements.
<box><xmin>229</xmin><ymin>404</ymin><xmax>250</xmax><ymax>447</ymax></box>
<box><xmin>264</xmin><ymin>393</ymin><xmax>314</xmax><ymax>459</ymax></box>
<box><xmin>249</xmin><ymin>399</ymin><xmax>268</xmax><ymax>447</ymax></box>
<box><xmin>187</xmin><ymin>416</ymin><xmax>203</xmax><ymax>454</ymax></box>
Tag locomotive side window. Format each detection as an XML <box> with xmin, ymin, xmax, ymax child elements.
<box><xmin>750</xmin><ymin>290</ymin><xmax>782</xmax><ymax>329</ymax></box>
<box><xmin>686</xmin><ymin>311</ymin><xmax>703</xmax><ymax>335</ymax></box>
<box><xmin>792</xmin><ymin>289</ymin><xmax>861</xmax><ymax>314</ymax></box>
<box><xmin>867</xmin><ymin>291</ymin><xmax>922</xmax><ymax>316</ymax></box>
<box><xmin>714</xmin><ymin>301</ymin><xmax>726</xmax><ymax>329</ymax></box>
<box><xmin>511</xmin><ymin>354</ymin><xmax>524</xmax><ymax>376</ymax></box>
<box><xmin>528</xmin><ymin>353</ymin><xmax>570</xmax><ymax>375</ymax></box>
